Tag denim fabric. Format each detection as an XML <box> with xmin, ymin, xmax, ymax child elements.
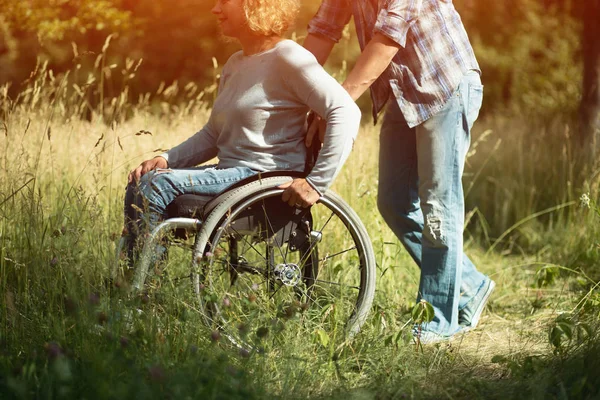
<box><xmin>378</xmin><ymin>71</ymin><xmax>488</xmax><ymax>336</ymax></box>
<box><xmin>123</xmin><ymin>165</ymin><xmax>257</xmax><ymax>261</ymax></box>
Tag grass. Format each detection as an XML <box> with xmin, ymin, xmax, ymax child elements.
<box><xmin>1</xmin><ymin>55</ymin><xmax>600</xmax><ymax>399</ymax></box>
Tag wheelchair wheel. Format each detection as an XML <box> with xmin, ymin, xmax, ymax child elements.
<box><xmin>191</xmin><ymin>176</ymin><xmax>376</xmax><ymax>348</ymax></box>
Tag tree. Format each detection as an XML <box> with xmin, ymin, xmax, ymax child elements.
<box><xmin>0</xmin><ymin>0</ymin><xmax>134</xmax><ymax>86</ymax></box>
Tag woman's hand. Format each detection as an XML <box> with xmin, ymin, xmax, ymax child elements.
<box><xmin>279</xmin><ymin>178</ymin><xmax>320</xmax><ymax>208</ymax></box>
<box><xmin>128</xmin><ymin>156</ymin><xmax>168</xmax><ymax>183</ymax></box>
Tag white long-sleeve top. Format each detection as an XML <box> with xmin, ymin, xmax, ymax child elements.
<box><xmin>160</xmin><ymin>39</ymin><xmax>360</xmax><ymax>194</ymax></box>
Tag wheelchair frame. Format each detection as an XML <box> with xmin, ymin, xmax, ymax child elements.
<box><xmin>118</xmin><ymin>172</ymin><xmax>376</xmax><ymax>346</ymax></box>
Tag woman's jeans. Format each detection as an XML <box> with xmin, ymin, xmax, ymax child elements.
<box><xmin>378</xmin><ymin>71</ymin><xmax>487</xmax><ymax>336</ymax></box>
<box><xmin>123</xmin><ymin>165</ymin><xmax>257</xmax><ymax>263</ymax></box>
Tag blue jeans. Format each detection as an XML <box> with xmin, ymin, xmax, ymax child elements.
<box><xmin>123</xmin><ymin>165</ymin><xmax>257</xmax><ymax>261</ymax></box>
<box><xmin>378</xmin><ymin>71</ymin><xmax>488</xmax><ymax>336</ymax></box>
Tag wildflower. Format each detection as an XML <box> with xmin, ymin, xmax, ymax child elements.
<box><xmin>239</xmin><ymin>348</ymin><xmax>250</xmax><ymax>358</ymax></box>
<box><xmin>63</xmin><ymin>297</ymin><xmax>77</xmax><ymax>316</ymax></box>
<box><xmin>97</xmin><ymin>311</ymin><xmax>108</xmax><ymax>325</ymax></box>
<box><xmin>44</xmin><ymin>342</ymin><xmax>63</xmax><ymax>360</ymax></box>
<box><xmin>238</xmin><ymin>323</ymin><xmax>248</xmax><ymax>335</ymax></box>
<box><xmin>222</xmin><ymin>297</ymin><xmax>231</xmax><ymax>307</ymax></box>
<box><xmin>196</xmin><ymin>252</ymin><xmax>214</xmax><ymax>264</ymax></box>
<box><xmin>580</xmin><ymin>193</ymin><xmax>591</xmax><ymax>209</ymax></box>
<box><xmin>147</xmin><ymin>365</ymin><xmax>165</xmax><ymax>382</ymax></box>
<box><xmin>88</xmin><ymin>292</ymin><xmax>100</xmax><ymax>306</ymax></box>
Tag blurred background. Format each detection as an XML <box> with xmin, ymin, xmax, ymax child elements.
<box><xmin>0</xmin><ymin>0</ymin><xmax>597</xmax><ymax>129</ymax></box>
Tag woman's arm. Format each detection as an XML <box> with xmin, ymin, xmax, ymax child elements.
<box><xmin>127</xmin><ymin>124</ymin><xmax>219</xmax><ymax>183</ymax></box>
<box><xmin>278</xmin><ymin>45</ymin><xmax>361</xmax><ymax>204</ymax></box>
<box><xmin>128</xmin><ymin>63</ymin><xmax>228</xmax><ymax>181</ymax></box>
<box><xmin>159</xmin><ymin>124</ymin><xmax>219</xmax><ymax>169</ymax></box>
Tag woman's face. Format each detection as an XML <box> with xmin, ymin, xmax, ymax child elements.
<box><xmin>211</xmin><ymin>0</ymin><xmax>247</xmax><ymax>39</ymax></box>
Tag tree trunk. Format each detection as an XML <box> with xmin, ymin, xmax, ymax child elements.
<box><xmin>580</xmin><ymin>0</ymin><xmax>600</xmax><ymax>157</ymax></box>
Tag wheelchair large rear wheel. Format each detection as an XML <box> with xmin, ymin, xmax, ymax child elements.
<box><xmin>191</xmin><ymin>176</ymin><xmax>376</xmax><ymax>348</ymax></box>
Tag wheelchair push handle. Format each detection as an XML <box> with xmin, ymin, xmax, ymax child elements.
<box><xmin>304</xmin><ymin>112</ymin><xmax>322</xmax><ymax>174</ymax></box>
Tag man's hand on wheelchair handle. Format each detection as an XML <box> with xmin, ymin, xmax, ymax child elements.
<box><xmin>279</xmin><ymin>178</ymin><xmax>320</xmax><ymax>208</ymax></box>
<box><xmin>128</xmin><ymin>156</ymin><xmax>168</xmax><ymax>184</ymax></box>
<box><xmin>305</xmin><ymin>112</ymin><xmax>326</xmax><ymax>147</ymax></box>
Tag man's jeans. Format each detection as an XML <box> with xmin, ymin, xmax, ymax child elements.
<box><xmin>378</xmin><ymin>71</ymin><xmax>488</xmax><ymax>336</ymax></box>
<box><xmin>123</xmin><ymin>165</ymin><xmax>257</xmax><ymax>262</ymax></box>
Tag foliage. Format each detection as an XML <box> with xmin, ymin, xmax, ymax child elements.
<box><xmin>0</xmin><ymin>0</ymin><xmax>134</xmax><ymax>41</ymax></box>
<box><xmin>458</xmin><ymin>0</ymin><xmax>582</xmax><ymax>116</ymax></box>
<box><xmin>0</xmin><ymin>0</ymin><xmax>585</xmax><ymax>118</ymax></box>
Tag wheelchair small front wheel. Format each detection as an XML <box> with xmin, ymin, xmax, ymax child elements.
<box><xmin>191</xmin><ymin>178</ymin><xmax>376</xmax><ymax>348</ymax></box>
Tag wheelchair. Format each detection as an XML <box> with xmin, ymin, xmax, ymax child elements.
<box><xmin>116</xmin><ymin>169</ymin><xmax>376</xmax><ymax>348</ymax></box>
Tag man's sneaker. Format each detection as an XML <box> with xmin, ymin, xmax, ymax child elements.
<box><xmin>459</xmin><ymin>278</ymin><xmax>496</xmax><ymax>329</ymax></box>
<box><xmin>412</xmin><ymin>326</ymin><xmax>466</xmax><ymax>345</ymax></box>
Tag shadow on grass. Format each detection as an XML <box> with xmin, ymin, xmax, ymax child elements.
<box><xmin>323</xmin><ymin>334</ymin><xmax>600</xmax><ymax>400</ymax></box>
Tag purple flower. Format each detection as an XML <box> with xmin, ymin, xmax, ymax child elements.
<box><xmin>148</xmin><ymin>365</ymin><xmax>165</xmax><ymax>382</ymax></box>
<box><xmin>44</xmin><ymin>342</ymin><xmax>63</xmax><ymax>360</ymax></box>
<box><xmin>88</xmin><ymin>292</ymin><xmax>100</xmax><ymax>306</ymax></box>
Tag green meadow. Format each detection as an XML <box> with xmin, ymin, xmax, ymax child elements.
<box><xmin>2</xmin><ymin>0</ymin><xmax>600</xmax><ymax>397</ymax></box>
<box><xmin>1</xmin><ymin>49</ymin><xmax>599</xmax><ymax>399</ymax></box>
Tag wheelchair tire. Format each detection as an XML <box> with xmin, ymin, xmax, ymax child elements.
<box><xmin>190</xmin><ymin>176</ymin><xmax>376</xmax><ymax>348</ymax></box>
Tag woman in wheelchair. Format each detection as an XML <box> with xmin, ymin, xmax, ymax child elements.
<box><xmin>123</xmin><ymin>0</ymin><xmax>360</xmax><ymax>259</ymax></box>
<box><xmin>120</xmin><ymin>0</ymin><xmax>375</xmax><ymax>346</ymax></box>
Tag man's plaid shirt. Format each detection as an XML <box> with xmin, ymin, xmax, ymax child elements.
<box><xmin>308</xmin><ymin>0</ymin><xmax>480</xmax><ymax>127</ymax></box>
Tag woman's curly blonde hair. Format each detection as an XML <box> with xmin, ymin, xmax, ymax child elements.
<box><xmin>243</xmin><ymin>0</ymin><xmax>300</xmax><ymax>37</ymax></box>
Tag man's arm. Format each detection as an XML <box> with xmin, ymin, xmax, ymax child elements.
<box><xmin>303</xmin><ymin>32</ymin><xmax>401</xmax><ymax>145</ymax></box>
<box><xmin>303</xmin><ymin>33</ymin><xmax>336</xmax><ymax>66</ymax></box>
<box><xmin>305</xmin><ymin>32</ymin><xmax>400</xmax><ymax>100</ymax></box>
<box><xmin>341</xmin><ymin>33</ymin><xmax>400</xmax><ymax>101</ymax></box>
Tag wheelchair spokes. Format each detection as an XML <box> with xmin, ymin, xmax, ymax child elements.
<box><xmin>197</xmin><ymin>192</ymin><xmax>372</xmax><ymax>348</ymax></box>
<box><xmin>127</xmin><ymin>176</ymin><xmax>375</xmax><ymax>349</ymax></box>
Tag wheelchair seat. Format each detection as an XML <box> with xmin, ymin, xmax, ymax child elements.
<box><xmin>165</xmin><ymin>194</ymin><xmax>213</xmax><ymax>219</ymax></box>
